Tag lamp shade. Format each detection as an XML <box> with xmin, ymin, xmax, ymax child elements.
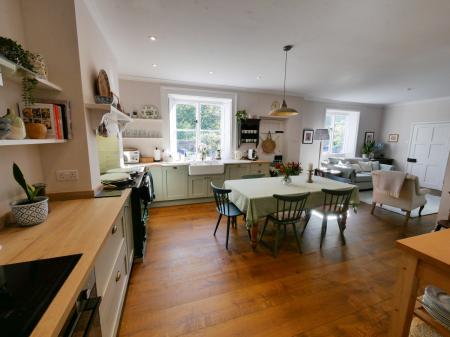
<box><xmin>314</xmin><ymin>128</ymin><xmax>330</xmax><ymax>141</ymax></box>
<box><xmin>269</xmin><ymin>99</ymin><xmax>298</xmax><ymax>116</ymax></box>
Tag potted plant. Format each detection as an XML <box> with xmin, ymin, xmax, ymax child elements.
<box><xmin>273</xmin><ymin>162</ymin><xmax>302</xmax><ymax>184</ymax></box>
<box><xmin>236</xmin><ymin>110</ymin><xmax>248</xmax><ymax>121</ymax></box>
<box><xmin>10</xmin><ymin>163</ymin><xmax>48</xmax><ymax>226</ymax></box>
<box><xmin>362</xmin><ymin>141</ymin><xmax>375</xmax><ymax>159</ymax></box>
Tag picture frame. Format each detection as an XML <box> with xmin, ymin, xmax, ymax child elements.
<box><xmin>388</xmin><ymin>133</ymin><xmax>399</xmax><ymax>142</ymax></box>
<box><xmin>364</xmin><ymin>131</ymin><xmax>375</xmax><ymax>144</ymax></box>
<box><xmin>302</xmin><ymin>129</ymin><xmax>314</xmax><ymax>144</ymax></box>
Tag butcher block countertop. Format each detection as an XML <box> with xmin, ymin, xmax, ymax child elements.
<box><xmin>0</xmin><ymin>189</ymin><xmax>131</xmax><ymax>337</ymax></box>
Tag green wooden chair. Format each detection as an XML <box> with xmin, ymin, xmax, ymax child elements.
<box><xmin>259</xmin><ymin>193</ymin><xmax>310</xmax><ymax>256</ymax></box>
<box><xmin>211</xmin><ymin>182</ymin><xmax>248</xmax><ymax>249</ymax></box>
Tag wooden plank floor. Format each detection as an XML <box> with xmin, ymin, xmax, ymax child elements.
<box><xmin>118</xmin><ymin>202</ymin><xmax>436</xmax><ymax>337</ymax></box>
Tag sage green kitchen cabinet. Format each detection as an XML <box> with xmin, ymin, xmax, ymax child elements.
<box><xmin>207</xmin><ymin>175</ymin><xmax>225</xmax><ymax>196</ymax></box>
<box><xmin>188</xmin><ymin>175</ymin><xmax>208</xmax><ymax>198</ymax></box>
<box><xmin>226</xmin><ymin>164</ymin><xmax>250</xmax><ymax>180</ymax></box>
<box><xmin>148</xmin><ymin>166</ymin><xmax>165</xmax><ymax>201</ymax></box>
<box><xmin>162</xmin><ymin>165</ymin><xmax>188</xmax><ymax>200</ymax></box>
<box><xmin>249</xmin><ymin>162</ymin><xmax>270</xmax><ymax>176</ymax></box>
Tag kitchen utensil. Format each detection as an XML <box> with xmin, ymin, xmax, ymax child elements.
<box><xmin>261</xmin><ymin>131</ymin><xmax>276</xmax><ymax>154</ymax></box>
<box><xmin>97</xmin><ymin>69</ymin><xmax>112</xmax><ymax>97</ymax></box>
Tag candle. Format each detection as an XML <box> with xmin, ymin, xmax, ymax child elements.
<box><xmin>307</xmin><ymin>163</ymin><xmax>313</xmax><ymax>171</ymax></box>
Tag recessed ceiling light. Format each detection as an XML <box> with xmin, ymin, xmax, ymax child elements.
<box><xmin>407</xmin><ymin>87</ymin><xmax>412</xmax><ymax>91</ymax></box>
<box><xmin>209</xmin><ymin>71</ymin><xmax>214</xmax><ymax>75</ymax></box>
<box><xmin>152</xmin><ymin>64</ymin><xmax>158</xmax><ymax>68</ymax></box>
<box><xmin>149</xmin><ymin>35</ymin><xmax>157</xmax><ymax>41</ymax></box>
<box><xmin>256</xmin><ymin>75</ymin><xmax>262</xmax><ymax>80</ymax></box>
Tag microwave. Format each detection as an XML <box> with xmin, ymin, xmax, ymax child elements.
<box><xmin>124</xmin><ymin>149</ymin><xmax>140</xmax><ymax>164</ymax></box>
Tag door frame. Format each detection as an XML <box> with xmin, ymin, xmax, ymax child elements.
<box><xmin>406</xmin><ymin>120</ymin><xmax>450</xmax><ymax>190</ymax></box>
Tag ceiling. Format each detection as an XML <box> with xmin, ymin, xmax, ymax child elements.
<box><xmin>87</xmin><ymin>0</ymin><xmax>450</xmax><ymax>105</ymax></box>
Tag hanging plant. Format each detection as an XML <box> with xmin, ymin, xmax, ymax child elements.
<box><xmin>22</xmin><ymin>76</ymin><xmax>38</xmax><ymax>106</ymax></box>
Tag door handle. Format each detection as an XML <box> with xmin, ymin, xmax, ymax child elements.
<box><xmin>407</xmin><ymin>158</ymin><xmax>417</xmax><ymax>163</ymax></box>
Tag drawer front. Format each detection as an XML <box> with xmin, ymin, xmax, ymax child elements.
<box><xmin>99</xmin><ymin>241</ymin><xmax>128</xmax><ymax>337</ymax></box>
<box><xmin>250</xmin><ymin>163</ymin><xmax>270</xmax><ymax>176</ymax></box>
<box><xmin>95</xmin><ymin>209</ymin><xmax>125</xmax><ymax>296</ymax></box>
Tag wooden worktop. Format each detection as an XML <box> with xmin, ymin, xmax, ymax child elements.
<box><xmin>396</xmin><ymin>229</ymin><xmax>450</xmax><ymax>271</ymax></box>
<box><xmin>0</xmin><ymin>189</ymin><xmax>131</xmax><ymax>337</ymax></box>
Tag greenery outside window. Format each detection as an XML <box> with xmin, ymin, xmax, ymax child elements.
<box><xmin>322</xmin><ymin>109</ymin><xmax>360</xmax><ymax>156</ymax></box>
<box><xmin>169</xmin><ymin>94</ymin><xmax>232</xmax><ymax>159</ymax></box>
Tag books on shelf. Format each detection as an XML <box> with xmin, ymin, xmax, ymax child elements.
<box><xmin>18</xmin><ymin>99</ymin><xmax>72</xmax><ymax>140</ymax></box>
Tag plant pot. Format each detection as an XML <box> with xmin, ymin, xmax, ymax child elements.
<box><xmin>10</xmin><ymin>196</ymin><xmax>49</xmax><ymax>226</ymax></box>
<box><xmin>25</xmin><ymin>123</ymin><xmax>47</xmax><ymax>139</ymax></box>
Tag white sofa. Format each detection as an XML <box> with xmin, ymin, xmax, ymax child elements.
<box><xmin>322</xmin><ymin>157</ymin><xmax>394</xmax><ymax>190</ymax></box>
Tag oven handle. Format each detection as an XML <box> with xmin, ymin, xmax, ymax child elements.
<box><xmin>63</xmin><ymin>296</ymin><xmax>102</xmax><ymax>337</ymax></box>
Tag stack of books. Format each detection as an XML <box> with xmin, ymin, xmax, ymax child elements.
<box><xmin>18</xmin><ymin>100</ymin><xmax>72</xmax><ymax>140</ymax></box>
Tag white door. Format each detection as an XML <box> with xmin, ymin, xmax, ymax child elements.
<box><xmin>407</xmin><ymin>122</ymin><xmax>450</xmax><ymax>190</ymax></box>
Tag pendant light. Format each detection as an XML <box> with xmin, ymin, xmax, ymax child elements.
<box><xmin>269</xmin><ymin>45</ymin><xmax>298</xmax><ymax>116</ymax></box>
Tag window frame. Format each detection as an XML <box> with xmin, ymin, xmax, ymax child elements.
<box><xmin>168</xmin><ymin>92</ymin><xmax>233</xmax><ymax>158</ymax></box>
<box><xmin>322</xmin><ymin>109</ymin><xmax>360</xmax><ymax>157</ymax></box>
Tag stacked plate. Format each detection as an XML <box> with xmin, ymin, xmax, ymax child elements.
<box><xmin>423</xmin><ymin>285</ymin><xmax>450</xmax><ymax>329</ymax></box>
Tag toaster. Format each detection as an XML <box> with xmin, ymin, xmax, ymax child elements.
<box><xmin>123</xmin><ymin>149</ymin><xmax>140</xmax><ymax>164</ymax></box>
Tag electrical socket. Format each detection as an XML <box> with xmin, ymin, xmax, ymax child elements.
<box><xmin>56</xmin><ymin>170</ymin><xmax>79</xmax><ymax>181</ymax></box>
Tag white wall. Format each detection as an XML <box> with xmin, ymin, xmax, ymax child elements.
<box><xmin>0</xmin><ymin>0</ymin><xmax>46</xmax><ymax>216</ymax></box>
<box><xmin>119</xmin><ymin>79</ymin><xmax>304</xmax><ymax>162</ymax></box>
<box><xmin>381</xmin><ymin>97</ymin><xmax>450</xmax><ymax>171</ymax></box>
<box><xmin>299</xmin><ymin>99</ymin><xmax>385</xmax><ymax>167</ymax></box>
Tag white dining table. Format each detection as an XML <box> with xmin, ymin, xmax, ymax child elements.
<box><xmin>224</xmin><ymin>174</ymin><xmax>360</xmax><ymax>248</ymax></box>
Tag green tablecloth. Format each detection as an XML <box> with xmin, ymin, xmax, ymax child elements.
<box><xmin>224</xmin><ymin>174</ymin><xmax>360</xmax><ymax>228</ymax></box>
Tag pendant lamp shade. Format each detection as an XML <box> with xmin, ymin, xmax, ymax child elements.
<box><xmin>269</xmin><ymin>45</ymin><xmax>298</xmax><ymax>117</ymax></box>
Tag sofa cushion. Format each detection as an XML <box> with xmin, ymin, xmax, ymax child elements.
<box><xmin>380</xmin><ymin>164</ymin><xmax>394</xmax><ymax>171</ymax></box>
<box><xmin>354</xmin><ymin>172</ymin><xmax>372</xmax><ymax>182</ymax></box>
<box><xmin>349</xmin><ymin>163</ymin><xmax>362</xmax><ymax>172</ymax></box>
<box><xmin>328</xmin><ymin>157</ymin><xmax>340</xmax><ymax>164</ymax></box>
<box><xmin>358</xmin><ymin>161</ymin><xmax>373</xmax><ymax>172</ymax></box>
<box><xmin>371</xmin><ymin>161</ymin><xmax>380</xmax><ymax>170</ymax></box>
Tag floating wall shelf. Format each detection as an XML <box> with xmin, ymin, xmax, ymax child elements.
<box><xmin>0</xmin><ymin>139</ymin><xmax>67</xmax><ymax>146</ymax></box>
<box><xmin>0</xmin><ymin>55</ymin><xmax>62</xmax><ymax>92</ymax></box>
<box><xmin>85</xmin><ymin>103</ymin><xmax>132</xmax><ymax>122</ymax></box>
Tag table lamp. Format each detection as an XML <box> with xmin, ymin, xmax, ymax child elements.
<box><xmin>314</xmin><ymin>128</ymin><xmax>330</xmax><ymax>169</ymax></box>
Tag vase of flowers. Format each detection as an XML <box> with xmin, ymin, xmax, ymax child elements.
<box><xmin>273</xmin><ymin>162</ymin><xmax>302</xmax><ymax>185</ymax></box>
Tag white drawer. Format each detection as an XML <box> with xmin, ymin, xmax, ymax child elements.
<box><xmin>99</xmin><ymin>241</ymin><xmax>128</xmax><ymax>337</ymax></box>
<box><xmin>95</xmin><ymin>209</ymin><xmax>125</xmax><ymax>296</ymax></box>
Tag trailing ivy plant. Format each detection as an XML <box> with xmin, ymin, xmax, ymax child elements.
<box><xmin>0</xmin><ymin>36</ymin><xmax>37</xmax><ymax>105</ymax></box>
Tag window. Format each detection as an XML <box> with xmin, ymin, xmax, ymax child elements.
<box><xmin>169</xmin><ymin>93</ymin><xmax>232</xmax><ymax>159</ymax></box>
<box><xmin>322</xmin><ymin>109</ymin><xmax>360</xmax><ymax>156</ymax></box>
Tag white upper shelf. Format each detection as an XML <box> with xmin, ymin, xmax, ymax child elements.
<box><xmin>85</xmin><ymin>103</ymin><xmax>132</xmax><ymax>122</ymax></box>
<box><xmin>0</xmin><ymin>55</ymin><xmax>62</xmax><ymax>92</ymax></box>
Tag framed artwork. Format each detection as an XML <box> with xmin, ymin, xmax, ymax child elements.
<box><xmin>364</xmin><ymin>131</ymin><xmax>375</xmax><ymax>144</ymax></box>
<box><xmin>302</xmin><ymin>129</ymin><xmax>314</xmax><ymax>144</ymax></box>
<box><xmin>388</xmin><ymin>134</ymin><xmax>399</xmax><ymax>142</ymax></box>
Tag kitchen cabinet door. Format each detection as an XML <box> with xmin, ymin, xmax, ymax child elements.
<box><xmin>207</xmin><ymin>175</ymin><xmax>225</xmax><ymax>197</ymax></box>
<box><xmin>163</xmin><ymin>165</ymin><xmax>188</xmax><ymax>200</ymax></box>
<box><xmin>249</xmin><ymin>163</ymin><xmax>270</xmax><ymax>176</ymax></box>
<box><xmin>188</xmin><ymin>175</ymin><xmax>208</xmax><ymax>198</ymax></box>
<box><xmin>148</xmin><ymin>166</ymin><xmax>165</xmax><ymax>201</ymax></box>
<box><xmin>226</xmin><ymin>164</ymin><xmax>249</xmax><ymax>180</ymax></box>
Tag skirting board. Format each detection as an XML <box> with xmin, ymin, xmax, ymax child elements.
<box><xmin>150</xmin><ymin>197</ymin><xmax>215</xmax><ymax>208</ymax></box>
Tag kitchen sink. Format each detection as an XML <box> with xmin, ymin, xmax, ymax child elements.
<box><xmin>189</xmin><ymin>161</ymin><xmax>225</xmax><ymax>175</ymax></box>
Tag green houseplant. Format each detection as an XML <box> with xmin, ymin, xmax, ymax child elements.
<box><xmin>236</xmin><ymin>110</ymin><xmax>248</xmax><ymax>121</ymax></box>
<box><xmin>10</xmin><ymin>163</ymin><xmax>49</xmax><ymax>226</ymax></box>
<box><xmin>362</xmin><ymin>141</ymin><xmax>375</xmax><ymax>159</ymax></box>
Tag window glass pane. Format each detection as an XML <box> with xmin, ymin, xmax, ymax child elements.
<box><xmin>200</xmin><ymin>131</ymin><xmax>221</xmax><ymax>153</ymax></box>
<box><xmin>176</xmin><ymin>130</ymin><xmax>196</xmax><ymax>155</ymax></box>
<box><xmin>176</xmin><ymin>104</ymin><xmax>196</xmax><ymax>129</ymax></box>
<box><xmin>200</xmin><ymin>104</ymin><xmax>221</xmax><ymax>130</ymax></box>
<box><xmin>332</xmin><ymin>115</ymin><xmax>347</xmax><ymax>153</ymax></box>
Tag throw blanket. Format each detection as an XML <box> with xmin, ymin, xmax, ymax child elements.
<box><xmin>372</xmin><ymin>170</ymin><xmax>407</xmax><ymax>198</ymax></box>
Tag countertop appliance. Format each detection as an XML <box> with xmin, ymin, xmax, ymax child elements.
<box><xmin>248</xmin><ymin>148</ymin><xmax>257</xmax><ymax>160</ymax></box>
<box><xmin>123</xmin><ymin>148</ymin><xmax>140</xmax><ymax>164</ymax></box>
<box><xmin>0</xmin><ymin>254</ymin><xmax>81</xmax><ymax>337</ymax></box>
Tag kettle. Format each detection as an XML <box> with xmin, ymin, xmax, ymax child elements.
<box><xmin>248</xmin><ymin>149</ymin><xmax>257</xmax><ymax>160</ymax></box>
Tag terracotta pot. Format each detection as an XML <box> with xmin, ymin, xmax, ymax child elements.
<box><xmin>26</xmin><ymin>123</ymin><xmax>47</xmax><ymax>139</ymax></box>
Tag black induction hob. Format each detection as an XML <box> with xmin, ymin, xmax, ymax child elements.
<box><xmin>0</xmin><ymin>254</ymin><xmax>82</xmax><ymax>337</ymax></box>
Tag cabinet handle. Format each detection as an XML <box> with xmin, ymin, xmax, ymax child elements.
<box><xmin>115</xmin><ymin>271</ymin><xmax>121</xmax><ymax>282</ymax></box>
<box><xmin>112</xmin><ymin>225</ymin><xmax>118</xmax><ymax>234</ymax></box>
<box><xmin>173</xmin><ymin>166</ymin><xmax>178</xmax><ymax>169</ymax></box>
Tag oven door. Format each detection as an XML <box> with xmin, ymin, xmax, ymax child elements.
<box><xmin>59</xmin><ymin>294</ymin><xmax>102</xmax><ymax>337</ymax></box>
